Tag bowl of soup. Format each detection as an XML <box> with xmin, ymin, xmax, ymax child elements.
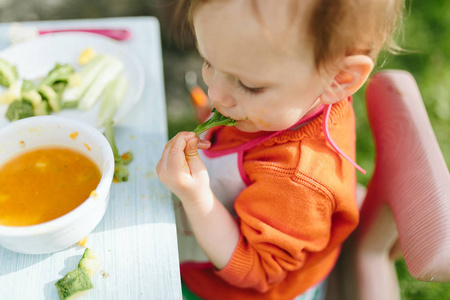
<box><xmin>0</xmin><ymin>116</ymin><xmax>114</xmax><ymax>254</ymax></box>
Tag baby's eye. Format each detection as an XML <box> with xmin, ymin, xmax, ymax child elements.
<box><xmin>203</xmin><ymin>59</ymin><xmax>213</xmax><ymax>69</ymax></box>
<box><xmin>238</xmin><ymin>80</ymin><xmax>264</xmax><ymax>95</ymax></box>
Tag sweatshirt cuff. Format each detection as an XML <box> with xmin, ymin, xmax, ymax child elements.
<box><xmin>214</xmin><ymin>234</ymin><xmax>253</xmax><ymax>285</ymax></box>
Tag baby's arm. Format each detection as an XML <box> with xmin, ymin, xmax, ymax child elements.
<box><xmin>156</xmin><ymin>132</ymin><xmax>240</xmax><ymax>268</ymax></box>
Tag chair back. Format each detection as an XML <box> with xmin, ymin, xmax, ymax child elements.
<box><xmin>327</xmin><ymin>70</ymin><xmax>450</xmax><ymax>300</ymax></box>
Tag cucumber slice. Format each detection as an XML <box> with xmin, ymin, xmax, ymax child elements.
<box><xmin>78</xmin><ymin>248</ymin><xmax>102</xmax><ymax>277</ymax></box>
<box><xmin>55</xmin><ymin>268</ymin><xmax>93</xmax><ymax>300</ymax></box>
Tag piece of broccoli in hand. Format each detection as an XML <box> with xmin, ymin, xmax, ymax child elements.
<box><xmin>0</xmin><ymin>58</ymin><xmax>18</xmax><ymax>87</ymax></box>
<box><xmin>104</xmin><ymin>120</ymin><xmax>133</xmax><ymax>182</ymax></box>
<box><xmin>193</xmin><ymin>108</ymin><xmax>237</xmax><ymax>136</ymax></box>
<box><xmin>5</xmin><ymin>99</ymin><xmax>34</xmax><ymax>122</ymax></box>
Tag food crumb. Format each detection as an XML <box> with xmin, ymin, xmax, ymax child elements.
<box><xmin>83</xmin><ymin>143</ymin><xmax>91</xmax><ymax>151</ymax></box>
<box><xmin>90</xmin><ymin>190</ymin><xmax>98</xmax><ymax>200</ymax></box>
<box><xmin>19</xmin><ymin>140</ymin><xmax>25</xmax><ymax>148</ymax></box>
<box><xmin>78</xmin><ymin>47</ymin><xmax>97</xmax><ymax>65</ymax></box>
<box><xmin>69</xmin><ymin>131</ymin><xmax>79</xmax><ymax>140</ymax></box>
<box><xmin>100</xmin><ymin>271</ymin><xmax>109</xmax><ymax>279</ymax></box>
<box><xmin>77</xmin><ymin>236</ymin><xmax>88</xmax><ymax>247</ymax></box>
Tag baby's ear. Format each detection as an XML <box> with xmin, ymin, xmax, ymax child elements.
<box><xmin>320</xmin><ymin>55</ymin><xmax>374</xmax><ymax>104</ymax></box>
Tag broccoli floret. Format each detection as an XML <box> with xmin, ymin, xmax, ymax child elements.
<box><xmin>0</xmin><ymin>80</ymin><xmax>22</xmax><ymax>104</ymax></box>
<box><xmin>40</xmin><ymin>63</ymin><xmax>75</xmax><ymax>87</ymax></box>
<box><xmin>193</xmin><ymin>108</ymin><xmax>237</xmax><ymax>136</ymax></box>
<box><xmin>5</xmin><ymin>99</ymin><xmax>34</xmax><ymax>122</ymax></box>
<box><xmin>38</xmin><ymin>84</ymin><xmax>61</xmax><ymax>112</ymax></box>
<box><xmin>104</xmin><ymin>120</ymin><xmax>133</xmax><ymax>182</ymax></box>
<box><xmin>21</xmin><ymin>79</ymin><xmax>35</xmax><ymax>92</ymax></box>
<box><xmin>0</xmin><ymin>58</ymin><xmax>18</xmax><ymax>87</ymax></box>
<box><xmin>33</xmin><ymin>101</ymin><xmax>51</xmax><ymax>116</ymax></box>
<box><xmin>22</xmin><ymin>90</ymin><xmax>42</xmax><ymax>106</ymax></box>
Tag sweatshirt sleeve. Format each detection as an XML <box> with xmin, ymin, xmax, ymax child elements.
<box><xmin>215</xmin><ymin>172</ymin><xmax>336</xmax><ymax>292</ymax></box>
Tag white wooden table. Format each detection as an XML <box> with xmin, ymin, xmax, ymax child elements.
<box><xmin>0</xmin><ymin>17</ymin><xmax>182</xmax><ymax>300</ymax></box>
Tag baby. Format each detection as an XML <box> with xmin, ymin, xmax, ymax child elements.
<box><xmin>157</xmin><ymin>0</ymin><xmax>404</xmax><ymax>299</ymax></box>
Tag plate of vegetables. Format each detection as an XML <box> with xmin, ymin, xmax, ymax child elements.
<box><xmin>0</xmin><ymin>32</ymin><xmax>144</xmax><ymax>129</ymax></box>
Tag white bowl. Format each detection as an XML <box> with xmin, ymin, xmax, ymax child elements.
<box><xmin>0</xmin><ymin>116</ymin><xmax>114</xmax><ymax>254</ymax></box>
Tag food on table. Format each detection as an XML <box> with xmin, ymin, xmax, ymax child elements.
<box><xmin>99</xmin><ymin>73</ymin><xmax>132</xmax><ymax>182</ymax></box>
<box><xmin>0</xmin><ymin>146</ymin><xmax>101</xmax><ymax>226</ymax></box>
<box><xmin>78</xmin><ymin>248</ymin><xmax>103</xmax><ymax>277</ymax></box>
<box><xmin>193</xmin><ymin>108</ymin><xmax>237</xmax><ymax>136</ymax></box>
<box><xmin>55</xmin><ymin>268</ymin><xmax>93</xmax><ymax>300</ymax></box>
<box><xmin>77</xmin><ymin>236</ymin><xmax>88</xmax><ymax>247</ymax></box>
<box><xmin>0</xmin><ymin>47</ymin><xmax>134</xmax><ymax>182</ymax></box>
<box><xmin>55</xmin><ymin>248</ymin><xmax>103</xmax><ymax>300</ymax></box>
<box><xmin>104</xmin><ymin>117</ymin><xmax>133</xmax><ymax>182</ymax></box>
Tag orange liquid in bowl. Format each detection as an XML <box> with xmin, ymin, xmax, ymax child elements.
<box><xmin>0</xmin><ymin>146</ymin><xmax>101</xmax><ymax>226</ymax></box>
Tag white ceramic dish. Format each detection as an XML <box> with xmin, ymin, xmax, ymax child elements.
<box><xmin>0</xmin><ymin>116</ymin><xmax>114</xmax><ymax>254</ymax></box>
<box><xmin>0</xmin><ymin>32</ymin><xmax>144</xmax><ymax>129</ymax></box>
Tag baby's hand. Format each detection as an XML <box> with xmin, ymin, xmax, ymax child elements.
<box><xmin>156</xmin><ymin>132</ymin><xmax>212</xmax><ymax>207</ymax></box>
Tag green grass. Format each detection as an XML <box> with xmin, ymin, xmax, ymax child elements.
<box><xmin>167</xmin><ymin>0</ymin><xmax>450</xmax><ymax>297</ymax></box>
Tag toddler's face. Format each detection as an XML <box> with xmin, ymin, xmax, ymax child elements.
<box><xmin>193</xmin><ymin>0</ymin><xmax>328</xmax><ymax>132</ymax></box>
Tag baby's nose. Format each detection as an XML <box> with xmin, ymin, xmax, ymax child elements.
<box><xmin>207</xmin><ymin>75</ymin><xmax>236</xmax><ymax>108</ymax></box>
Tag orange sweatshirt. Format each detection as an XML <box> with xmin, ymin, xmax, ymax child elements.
<box><xmin>181</xmin><ymin>99</ymin><xmax>359</xmax><ymax>299</ymax></box>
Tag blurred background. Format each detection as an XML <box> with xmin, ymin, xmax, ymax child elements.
<box><xmin>1</xmin><ymin>0</ymin><xmax>448</xmax><ymax>298</ymax></box>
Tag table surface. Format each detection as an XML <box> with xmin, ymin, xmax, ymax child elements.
<box><xmin>0</xmin><ymin>17</ymin><xmax>182</xmax><ymax>300</ymax></box>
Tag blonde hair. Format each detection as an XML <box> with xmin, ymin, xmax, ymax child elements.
<box><xmin>172</xmin><ymin>0</ymin><xmax>404</xmax><ymax>71</ymax></box>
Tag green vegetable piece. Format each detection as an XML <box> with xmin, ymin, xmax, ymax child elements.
<box><xmin>120</xmin><ymin>151</ymin><xmax>133</xmax><ymax>165</ymax></box>
<box><xmin>20</xmin><ymin>80</ymin><xmax>42</xmax><ymax>106</ymax></box>
<box><xmin>5</xmin><ymin>99</ymin><xmax>34</xmax><ymax>122</ymax></box>
<box><xmin>78</xmin><ymin>248</ymin><xmax>102</xmax><ymax>277</ymax></box>
<box><xmin>62</xmin><ymin>100</ymin><xmax>79</xmax><ymax>109</ymax></box>
<box><xmin>33</xmin><ymin>100</ymin><xmax>51</xmax><ymax>116</ymax></box>
<box><xmin>193</xmin><ymin>108</ymin><xmax>237</xmax><ymax>136</ymax></box>
<box><xmin>55</xmin><ymin>268</ymin><xmax>93</xmax><ymax>300</ymax></box>
<box><xmin>0</xmin><ymin>58</ymin><xmax>18</xmax><ymax>87</ymax></box>
<box><xmin>62</xmin><ymin>55</ymin><xmax>112</xmax><ymax>104</ymax></box>
<box><xmin>0</xmin><ymin>80</ymin><xmax>22</xmax><ymax>104</ymax></box>
<box><xmin>40</xmin><ymin>63</ymin><xmax>74</xmax><ymax>87</ymax></box>
<box><xmin>21</xmin><ymin>79</ymin><xmax>35</xmax><ymax>92</ymax></box>
<box><xmin>22</xmin><ymin>90</ymin><xmax>42</xmax><ymax>106</ymax></box>
<box><xmin>38</xmin><ymin>85</ymin><xmax>61</xmax><ymax>112</ymax></box>
<box><xmin>104</xmin><ymin>120</ymin><xmax>132</xmax><ymax>182</ymax></box>
<box><xmin>97</xmin><ymin>74</ymin><xmax>128</xmax><ymax>128</ymax></box>
<box><xmin>78</xmin><ymin>56</ymin><xmax>124</xmax><ymax>111</ymax></box>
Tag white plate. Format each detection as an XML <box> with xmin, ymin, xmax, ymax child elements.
<box><xmin>0</xmin><ymin>32</ymin><xmax>144</xmax><ymax>129</ymax></box>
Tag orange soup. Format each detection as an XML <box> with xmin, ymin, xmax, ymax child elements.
<box><xmin>0</xmin><ymin>146</ymin><xmax>101</xmax><ymax>226</ymax></box>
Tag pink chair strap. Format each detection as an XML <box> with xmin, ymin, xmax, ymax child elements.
<box><xmin>322</xmin><ymin>104</ymin><xmax>366</xmax><ymax>174</ymax></box>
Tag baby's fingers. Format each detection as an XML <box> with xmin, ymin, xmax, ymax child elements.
<box><xmin>184</xmin><ymin>138</ymin><xmax>206</xmax><ymax>175</ymax></box>
<box><xmin>167</xmin><ymin>132</ymin><xmax>196</xmax><ymax>172</ymax></box>
<box><xmin>156</xmin><ymin>138</ymin><xmax>173</xmax><ymax>173</ymax></box>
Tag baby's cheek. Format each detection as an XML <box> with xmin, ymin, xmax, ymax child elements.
<box><xmin>256</xmin><ymin>118</ymin><xmax>272</xmax><ymax>128</ymax></box>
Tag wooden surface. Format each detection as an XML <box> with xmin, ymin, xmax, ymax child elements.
<box><xmin>0</xmin><ymin>17</ymin><xmax>182</xmax><ymax>300</ymax></box>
